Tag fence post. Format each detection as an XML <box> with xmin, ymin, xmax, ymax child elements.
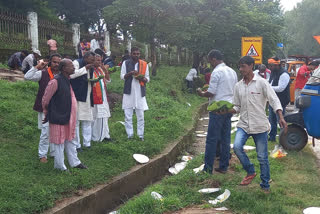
<box><xmin>145</xmin><ymin>44</ymin><xmax>149</xmax><ymax>61</ymax></box>
<box><xmin>127</xmin><ymin>39</ymin><xmax>132</xmax><ymax>53</ymax></box>
<box><xmin>72</xmin><ymin>23</ymin><xmax>80</xmax><ymax>56</ymax></box>
<box><xmin>27</xmin><ymin>12</ymin><xmax>38</xmax><ymax>50</ymax></box>
<box><xmin>104</xmin><ymin>30</ymin><xmax>110</xmax><ymax>52</ymax></box>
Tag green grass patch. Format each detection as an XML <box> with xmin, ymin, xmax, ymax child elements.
<box><xmin>0</xmin><ymin>66</ymin><xmax>205</xmax><ymax>213</ymax></box>
<box><xmin>117</xmin><ymin>138</ymin><xmax>320</xmax><ymax>214</ymax></box>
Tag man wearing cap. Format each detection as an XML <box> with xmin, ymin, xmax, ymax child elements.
<box><xmin>294</xmin><ymin>61</ymin><xmax>319</xmax><ymax>102</ymax></box>
<box><xmin>197</xmin><ymin>49</ymin><xmax>238</xmax><ymax>174</ymax></box>
<box><xmin>253</xmin><ymin>64</ymin><xmax>271</xmax><ymax>80</ymax></box>
<box><xmin>21</xmin><ymin>50</ymin><xmax>41</xmax><ymax>74</ymax></box>
<box><xmin>267</xmin><ymin>57</ymin><xmax>290</xmax><ymax>142</ymax></box>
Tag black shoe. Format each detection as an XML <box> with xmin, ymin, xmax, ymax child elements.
<box><xmin>84</xmin><ymin>146</ymin><xmax>91</xmax><ymax>149</ymax></box>
<box><xmin>214</xmin><ymin>168</ymin><xmax>227</xmax><ymax>174</ymax></box>
<box><xmin>63</xmin><ymin>169</ymin><xmax>71</xmax><ymax>174</ymax></box>
<box><xmin>103</xmin><ymin>138</ymin><xmax>113</xmax><ymax>142</ymax></box>
<box><xmin>139</xmin><ymin>137</ymin><xmax>144</xmax><ymax>141</ymax></box>
<box><xmin>74</xmin><ymin>163</ymin><xmax>88</xmax><ymax>169</ymax></box>
<box><xmin>76</xmin><ymin>148</ymin><xmax>83</xmax><ymax>153</ymax></box>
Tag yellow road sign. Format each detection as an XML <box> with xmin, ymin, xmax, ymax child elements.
<box><xmin>241</xmin><ymin>37</ymin><xmax>263</xmax><ymax>64</ymax></box>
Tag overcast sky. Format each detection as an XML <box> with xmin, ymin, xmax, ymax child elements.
<box><xmin>280</xmin><ymin>0</ymin><xmax>303</xmax><ymax>11</ymax></box>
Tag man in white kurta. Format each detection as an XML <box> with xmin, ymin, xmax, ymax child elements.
<box><xmin>70</xmin><ymin>52</ymin><xmax>95</xmax><ymax>150</ymax></box>
<box><xmin>91</xmin><ymin>55</ymin><xmax>112</xmax><ymax>141</ymax></box>
<box><xmin>120</xmin><ymin>47</ymin><xmax>149</xmax><ymax>141</ymax></box>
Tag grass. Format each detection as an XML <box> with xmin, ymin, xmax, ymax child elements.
<box><xmin>116</xmin><ymin>138</ymin><xmax>320</xmax><ymax>214</ymax></box>
<box><xmin>0</xmin><ymin>66</ymin><xmax>205</xmax><ymax>213</ymax></box>
<box><xmin>0</xmin><ymin>63</ymin><xmax>9</xmax><ymax>69</ymax></box>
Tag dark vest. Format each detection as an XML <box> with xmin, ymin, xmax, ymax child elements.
<box><xmin>48</xmin><ymin>74</ymin><xmax>72</xmax><ymax>125</ymax></box>
<box><xmin>70</xmin><ymin>58</ymin><xmax>94</xmax><ymax>106</ymax></box>
<box><xmin>33</xmin><ymin>69</ymin><xmax>51</xmax><ymax>112</ymax></box>
<box><xmin>269</xmin><ymin>68</ymin><xmax>290</xmax><ymax>108</ymax></box>
<box><xmin>123</xmin><ymin>59</ymin><xmax>146</xmax><ymax>97</ymax></box>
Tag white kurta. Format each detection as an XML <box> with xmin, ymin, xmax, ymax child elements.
<box><xmin>120</xmin><ymin>62</ymin><xmax>149</xmax><ymax>110</ymax></box>
<box><xmin>92</xmin><ymin>79</ymin><xmax>111</xmax><ymax>119</ymax></box>
<box><xmin>72</xmin><ymin>60</ymin><xmax>93</xmax><ymax>121</ymax></box>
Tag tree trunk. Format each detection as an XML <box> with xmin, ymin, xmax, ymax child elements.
<box><xmin>168</xmin><ymin>46</ymin><xmax>172</xmax><ymax>66</ymax></box>
<box><xmin>192</xmin><ymin>51</ymin><xmax>200</xmax><ymax>68</ymax></box>
<box><xmin>177</xmin><ymin>46</ymin><xmax>181</xmax><ymax>65</ymax></box>
<box><xmin>150</xmin><ymin>41</ymin><xmax>157</xmax><ymax>76</ymax></box>
<box><xmin>123</xmin><ymin>30</ymin><xmax>128</xmax><ymax>50</ymax></box>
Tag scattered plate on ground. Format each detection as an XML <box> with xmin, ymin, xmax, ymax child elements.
<box><xmin>198</xmin><ymin>188</ymin><xmax>221</xmax><ymax>194</ymax></box>
<box><xmin>203</xmin><ymin>117</ymin><xmax>209</xmax><ymax>120</ymax></box>
<box><xmin>244</xmin><ymin>145</ymin><xmax>256</xmax><ymax>150</ymax></box>
<box><xmin>231</xmin><ymin>123</ymin><xmax>237</xmax><ymax>128</ymax></box>
<box><xmin>175</xmin><ymin>162</ymin><xmax>187</xmax><ymax>172</ymax></box>
<box><xmin>231</xmin><ymin>129</ymin><xmax>236</xmax><ymax>134</ymax></box>
<box><xmin>215</xmin><ymin>207</ymin><xmax>229</xmax><ymax>211</ymax></box>
<box><xmin>186</xmin><ymin>102</ymin><xmax>191</xmax><ymax>107</ymax></box>
<box><xmin>193</xmin><ymin>164</ymin><xmax>204</xmax><ymax>173</ymax></box>
<box><xmin>109</xmin><ymin>211</ymin><xmax>119</xmax><ymax>214</ymax></box>
<box><xmin>116</xmin><ymin>121</ymin><xmax>125</xmax><ymax>126</ymax></box>
<box><xmin>151</xmin><ymin>191</ymin><xmax>163</xmax><ymax>200</ymax></box>
<box><xmin>203</xmin><ymin>125</ymin><xmax>208</xmax><ymax>127</ymax></box>
<box><xmin>196</xmin><ymin>134</ymin><xmax>207</xmax><ymax>137</ymax></box>
<box><xmin>303</xmin><ymin>207</ymin><xmax>320</xmax><ymax>214</ymax></box>
<box><xmin>195</xmin><ymin>130</ymin><xmax>205</xmax><ymax>134</ymax></box>
<box><xmin>199</xmin><ymin>118</ymin><xmax>204</xmax><ymax>121</ymax></box>
<box><xmin>181</xmin><ymin>155</ymin><xmax>193</xmax><ymax>162</ymax></box>
<box><xmin>169</xmin><ymin>167</ymin><xmax>178</xmax><ymax>175</ymax></box>
<box><xmin>133</xmin><ymin>154</ymin><xmax>149</xmax><ymax>164</ymax></box>
<box><xmin>230</xmin><ymin>144</ymin><xmax>234</xmax><ymax>149</ymax></box>
<box><xmin>208</xmin><ymin>189</ymin><xmax>231</xmax><ymax>205</ymax></box>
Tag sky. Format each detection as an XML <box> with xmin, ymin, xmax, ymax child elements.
<box><xmin>280</xmin><ymin>0</ymin><xmax>303</xmax><ymax>12</ymax></box>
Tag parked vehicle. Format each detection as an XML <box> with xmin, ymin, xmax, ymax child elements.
<box><xmin>286</xmin><ymin>61</ymin><xmax>306</xmax><ymax>104</ymax></box>
<box><xmin>279</xmin><ymin>67</ymin><xmax>320</xmax><ymax>151</ymax></box>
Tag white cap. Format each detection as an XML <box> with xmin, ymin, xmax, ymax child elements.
<box><xmin>106</xmin><ymin>51</ymin><xmax>111</xmax><ymax>56</ymax></box>
<box><xmin>33</xmin><ymin>49</ymin><xmax>41</xmax><ymax>56</ymax></box>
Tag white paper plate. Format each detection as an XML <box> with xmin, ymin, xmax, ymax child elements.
<box><xmin>199</xmin><ymin>118</ymin><xmax>204</xmax><ymax>121</ymax></box>
<box><xmin>181</xmin><ymin>156</ymin><xmax>193</xmax><ymax>162</ymax></box>
<box><xmin>193</xmin><ymin>164</ymin><xmax>204</xmax><ymax>174</ymax></box>
<box><xmin>109</xmin><ymin>211</ymin><xmax>119</xmax><ymax>214</ymax></box>
<box><xmin>230</xmin><ymin>144</ymin><xmax>234</xmax><ymax>149</ymax></box>
<box><xmin>195</xmin><ymin>130</ymin><xmax>205</xmax><ymax>134</ymax></box>
<box><xmin>168</xmin><ymin>167</ymin><xmax>178</xmax><ymax>175</ymax></box>
<box><xmin>244</xmin><ymin>145</ymin><xmax>256</xmax><ymax>150</ymax></box>
<box><xmin>198</xmin><ymin>188</ymin><xmax>221</xmax><ymax>194</ymax></box>
<box><xmin>186</xmin><ymin>102</ymin><xmax>191</xmax><ymax>107</ymax></box>
<box><xmin>203</xmin><ymin>125</ymin><xmax>208</xmax><ymax>127</ymax></box>
<box><xmin>303</xmin><ymin>207</ymin><xmax>320</xmax><ymax>214</ymax></box>
<box><xmin>151</xmin><ymin>191</ymin><xmax>163</xmax><ymax>200</ymax></box>
<box><xmin>196</xmin><ymin>134</ymin><xmax>207</xmax><ymax>137</ymax></box>
<box><xmin>215</xmin><ymin>207</ymin><xmax>228</xmax><ymax>211</ymax></box>
<box><xmin>175</xmin><ymin>162</ymin><xmax>187</xmax><ymax>172</ymax></box>
<box><xmin>231</xmin><ymin>116</ymin><xmax>239</xmax><ymax>122</ymax></box>
<box><xmin>203</xmin><ymin>117</ymin><xmax>209</xmax><ymax>120</ymax></box>
<box><xmin>208</xmin><ymin>189</ymin><xmax>231</xmax><ymax>205</ymax></box>
<box><xmin>116</xmin><ymin>121</ymin><xmax>125</xmax><ymax>126</ymax></box>
<box><xmin>133</xmin><ymin>154</ymin><xmax>149</xmax><ymax>164</ymax></box>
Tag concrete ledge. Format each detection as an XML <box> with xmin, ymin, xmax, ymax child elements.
<box><xmin>45</xmin><ymin>103</ymin><xmax>208</xmax><ymax>214</ymax></box>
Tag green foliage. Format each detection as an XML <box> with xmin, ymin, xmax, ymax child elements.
<box><xmin>0</xmin><ymin>66</ymin><xmax>204</xmax><ymax>213</ymax></box>
<box><xmin>283</xmin><ymin>0</ymin><xmax>320</xmax><ymax>56</ymax></box>
<box><xmin>0</xmin><ymin>63</ymin><xmax>9</xmax><ymax>69</ymax></box>
<box><xmin>118</xmin><ymin>139</ymin><xmax>320</xmax><ymax>214</ymax></box>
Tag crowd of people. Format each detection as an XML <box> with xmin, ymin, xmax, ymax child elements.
<box><xmin>195</xmin><ymin>48</ymin><xmax>320</xmax><ymax>193</ymax></box>
<box><xmin>23</xmin><ymin>46</ymin><xmax>149</xmax><ymax>173</ymax></box>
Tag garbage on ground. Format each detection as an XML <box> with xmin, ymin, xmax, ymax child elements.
<box><xmin>215</xmin><ymin>207</ymin><xmax>229</xmax><ymax>211</ymax></box>
<box><xmin>116</xmin><ymin>121</ymin><xmax>125</xmax><ymax>126</ymax></box>
<box><xmin>109</xmin><ymin>211</ymin><xmax>119</xmax><ymax>214</ymax></box>
<box><xmin>193</xmin><ymin>164</ymin><xmax>204</xmax><ymax>174</ymax></box>
<box><xmin>133</xmin><ymin>154</ymin><xmax>149</xmax><ymax>164</ymax></box>
<box><xmin>181</xmin><ymin>155</ymin><xmax>193</xmax><ymax>162</ymax></box>
<box><xmin>203</xmin><ymin>125</ymin><xmax>208</xmax><ymax>127</ymax></box>
<box><xmin>168</xmin><ymin>167</ymin><xmax>178</xmax><ymax>175</ymax></box>
<box><xmin>198</xmin><ymin>188</ymin><xmax>220</xmax><ymax>194</ymax></box>
<box><xmin>208</xmin><ymin>189</ymin><xmax>231</xmax><ymax>205</ymax></box>
<box><xmin>231</xmin><ymin>116</ymin><xmax>239</xmax><ymax>122</ymax></box>
<box><xmin>203</xmin><ymin>117</ymin><xmax>209</xmax><ymax>120</ymax></box>
<box><xmin>244</xmin><ymin>145</ymin><xmax>256</xmax><ymax>150</ymax></box>
<box><xmin>196</xmin><ymin>134</ymin><xmax>207</xmax><ymax>138</ymax></box>
<box><xmin>270</xmin><ymin>144</ymin><xmax>287</xmax><ymax>158</ymax></box>
<box><xmin>151</xmin><ymin>191</ymin><xmax>163</xmax><ymax>201</ymax></box>
<box><xmin>303</xmin><ymin>207</ymin><xmax>320</xmax><ymax>214</ymax></box>
<box><xmin>199</xmin><ymin>118</ymin><xmax>204</xmax><ymax>121</ymax></box>
<box><xmin>186</xmin><ymin>102</ymin><xmax>191</xmax><ymax>107</ymax></box>
<box><xmin>195</xmin><ymin>130</ymin><xmax>205</xmax><ymax>134</ymax></box>
<box><xmin>175</xmin><ymin>162</ymin><xmax>187</xmax><ymax>172</ymax></box>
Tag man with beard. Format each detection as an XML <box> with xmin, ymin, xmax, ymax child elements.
<box><xmin>24</xmin><ymin>53</ymin><xmax>62</xmax><ymax>163</ymax></box>
<box><xmin>267</xmin><ymin>57</ymin><xmax>290</xmax><ymax>142</ymax></box>
<box><xmin>121</xmin><ymin>47</ymin><xmax>149</xmax><ymax>141</ymax></box>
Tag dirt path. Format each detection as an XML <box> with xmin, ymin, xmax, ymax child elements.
<box><xmin>0</xmin><ymin>68</ymin><xmax>24</xmax><ymax>81</ymax></box>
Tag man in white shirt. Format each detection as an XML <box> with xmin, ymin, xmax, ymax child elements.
<box><xmin>197</xmin><ymin>49</ymin><xmax>238</xmax><ymax>174</ymax></box>
<box><xmin>90</xmin><ymin>33</ymin><xmax>100</xmax><ymax>52</ymax></box>
<box><xmin>121</xmin><ymin>47</ymin><xmax>149</xmax><ymax>141</ymax></box>
<box><xmin>21</xmin><ymin>50</ymin><xmax>41</xmax><ymax>74</ymax></box>
<box><xmin>185</xmin><ymin>65</ymin><xmax>198</xmax><ymax>93</ymax></box>
<box><xmin>222</xmin><ymin>56</ymin><xmax>287</xmax><ymax>192</ymax></box>
<box><xmin>267</xmin><ymin>57</ymin><xmax>290</xmax><ymax>142</ymax></box>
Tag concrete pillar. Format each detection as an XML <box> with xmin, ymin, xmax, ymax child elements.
<box><xmin>127</xmin><ymin>39</ymin><xmax>132</xmax><ymax>53</ymax></box>
<box><xmin>27</xmin><ymin>12</ymin><xmax>38</xmax><ymax>51</ymax></box>
<box><xmin>145</xmin><ymin>44</ymin><xmax>149</xmax><ymax>61</ymax></box>
<box><xmin>104</xmin><ymin>30</ymin><xmax>110</xmax><ymax>52</ymax></box>
<box><xmin>72</xmin><ymin>23</ymin><xmax>80</xmax><ymax>56</ymax></box>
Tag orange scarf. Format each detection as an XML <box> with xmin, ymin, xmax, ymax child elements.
<box><xmin>138</xmin><ymin>60</ymin><xmax>147</xmax><ymax>86</ymax></box>
<box><xmin>92</xmin><ymin>67</ymin><xmax>106</xmax><ymax>104</ymax></box>
<box><xmin>48</xmin><ymin>67</ymin><xmax>54</xmax><ymax>80</ymax></box>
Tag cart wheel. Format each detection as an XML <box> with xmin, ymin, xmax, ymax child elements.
<box><xmin>279</xmin><ymin>124</ymin><xmax>308</xmax><ymax>151</ymax></box>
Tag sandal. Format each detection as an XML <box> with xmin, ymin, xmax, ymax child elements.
<box><xmin>240</xmin><ymin>173</ymin><xmax>257</xmax><ymax>186</ymax></box>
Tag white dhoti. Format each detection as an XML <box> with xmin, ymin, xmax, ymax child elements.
<box><xmin>38</xmin><ymin>112</ymin><xmax>54</xmax><ymax>158</ymax></box>
<box><xmin>92</xmin><ymin>118</ymin><xmax>110</xmax><ymax>141</ymax></box>
<box><xmin>73</xmin><ymin>120</ymin><xmax>92</xmax><ymax>148</ymax></box>
<box><xmin>51</xmin><ymin>140</ymin><xmax>81</xmax><ymax>171</ymax></box>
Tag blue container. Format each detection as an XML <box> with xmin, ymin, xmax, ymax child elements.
<box><xmin>302</xmin><ymin>84</ymin><xmax>320</xmax><ymax>138</ymax></box>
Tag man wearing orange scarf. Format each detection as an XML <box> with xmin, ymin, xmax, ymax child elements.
<box><xmin>120</xmin><ymin>47</ymin><xmax>149</xmax><ymax>141</ymax></box>
<box><xmin>24</xmin><ymin>53</ymin><xmax>62</xmax><ymax>163</ymax></box>
<box><xmin>91</xmin><ymin>54</ymin><xmax>112</xmax><ymax>142</ymax></box>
